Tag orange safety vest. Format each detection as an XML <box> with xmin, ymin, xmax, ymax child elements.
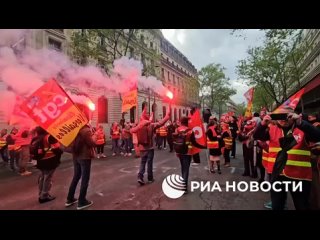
<box><xmin>176</xmin><ymin>126</ymin><xmax>193</xmax><ymax>155</ymax></box>
<box><xmin>268</xmin><ymin>125</ymin><xmax>312</xmax><ymax>181</ymax></box>
<box><xmin>207</xmin><ymin>126</ymin><xmax>219</xmax><ymax>149</ymax></box>
<box><xmin>95</xmin><ymin>131</ymin><xmax>105</xmax><ymax>145</ymax></box>
<box><xmin>222</xmin><ymin>130</ymin><xmax>233</xmax><ymax>150</ymax></box>
<box><xmin>42</xmin><ymin>135</ymin><xmax>60</xmax><ymax>160</ymax></box>
<box><xmin>262</xmin><ymin>149</ymin><xmax>269</xmax><ymax>171</ymax></box>
<box><xmin>159</xmin><ymin>126</ymin><xmax>167</xmax><ymax>137</ymax></box>
<box><xmin>111</xmin><ymin>127</ymin><xmax>120</xmax><ymax>139</ymax></box>
<box><xmin>0</xmin><ymin>134</ymin><xmax>8</xmax><ymax>149</ymax></box>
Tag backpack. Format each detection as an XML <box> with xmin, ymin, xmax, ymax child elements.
<box><xmin>172</xmin><ymin>129</ymin><xmax>190</xmax><ymax>154</ymax></box>
<box><xmin>30</xmin><ymin>135</ymin><xmax>48</xmax><ymax>161</ymax></box>
<box><xmin>137</xmin><ymin>125</ymin><xmax>151</xmax><ymax>146</ymax></box>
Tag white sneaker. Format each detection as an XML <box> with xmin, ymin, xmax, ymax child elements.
<box><xmin>97</xmin><ymin>155</ymin><xmax>100</xmax><ymax>159</ymax></box>
<box><xmin>124</xmin><ymin>153</ymin><xmax>127</xmax><ymax>157</ymax></box>
<box><xmin>128</xmin><ymin>153</ymin><xmax>132</xmax><ymax>156</ymax></box>
<box><xmin>101</xmin><ymin>154</ymin><xmax>106</xmax><ymax>158</ymax></box>
<box><xmin>164</xmin><ymin>147</ymin><xmax>167</xmax><ymax>150</ymax></box>
<box><xmin>191</xmin><ymin>163</ymin><xmax>199</xmax><ymax>166</ymax></box>
<box><xmin>112</xmin><ymin>153</ymin><xmax>116</xmax><ymax>156</ymax></box>
<box><xmin>120</xmin><ymin>152</ymin><xmax>124</xmax><ymax>155</ymax></box>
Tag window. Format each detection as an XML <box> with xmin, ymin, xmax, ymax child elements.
<box><xmin>99</xmin><ymin>35</ymin><xmax>105</xmax><ymax>46</ymax></box>
<box><xmin>130</xmin><ymin>106</ymin><xmax>136</xmax><ymax>123</ymax></box>
<box><xmin>80</xmin><ymin>29</ymin><xmax>85</xmax><ymax>36</ymax></box>
<box><xmin>150</xmin><ymin>42</ymin><xmax>153</xmax><ymax>48</ymax></box>
<box><xmin>167</xmin><ymin>71</ymin><xmax>170</xmax><ymax>81</ymax></box>
<box><xmin>140</xmin><ymin>35</ymin><xmax>145</xmax><ymax>44</ymax></box>
<box><xmin>173</xmin><ymin>74</ymin><xmax>175</xmax><ymax>84</ymax></box>
<box><xmin>98</xmin><ymin>96</ymin><xmax>108</xmax><ymax>123</ymax></box>
<box><xmin>48</xmin><ymin>38</ymin><xmax>62</xmax><ymax>51</ymax></box>
<box><xmin>174</xmin><ymin>108</ymin><xmax>177</xmax><ymax>122</ymax></box>
<box><xmin>129</xmin><ymin>47</ymin><xmax>134</xmax><ymax>58</ymax></box>
<box><xmin>161</xmin><ymin>68</ymin><xmax>165</xmax><ymax>78</ymax></box>
<box><xmin>141</xmin><ymin>53</ymin><xmax>145</xmax><ymax>64</ymax></box>
<box><xmin>163</xmin><ymin>106</ymin><xmax>166</xmax><ymax>117</ymax></box>
<box><xmin>179</xmin><ymin>109</ymin><xmax>181</xmax><ymax>120</ymax></box>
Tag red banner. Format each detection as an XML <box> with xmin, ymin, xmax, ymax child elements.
<box><xmin>244</xmin><ymin>87</ymin><xmax>254</xmax><ymax>118</ymax></box>
<box><xmin>20</xmin><ymin>79</ymin><xmax>88</xmax><ymax>146</ymax></box>
<box><xmin>273</xmin><ymin>88</ymin><xmax>305</xmax><ymax>113</ymax></box>
<box><xmin>244</xmin><ymin>87</ymin><xmax>254</xmax><ymax>102</ymax></box>
<box><xmin>188</xmin><ymin>109</ymin><xmax>206</xmax><ymax>155</ymax></box>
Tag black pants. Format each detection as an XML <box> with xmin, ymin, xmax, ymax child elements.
<box><xmin>167</xmin><ymin>137</ymin><xmax>173</xmax><ymax>152</ymax></box>
<box><xmin>231</xmin><ymin>137</ymin><xmax>236</xmax><ymax>157</ymax></box>
<box><xmin>224</xmin><ymin>149</ymin><xmax>231</xmax><ymax>164</ymax></box>
<box><xmin>67</xmin><ymin>158</ymin><xmax>92</xmax><ymax>205</ymax></box>
<box><xmin>242</xmin><ymin>144</ymin><xmax>254</xmax><ymax>176</ymax></box>
<box><xmin>179</xmin><ymin>154</ymin><xmax>192</xmax><ymax>190</ymax></box>
<box><xmin>271</xmin><ymin>175</ymin><xmax>311</xmax><ymax>210</ymax></box>
<box><xmin>256</xmin><ymin>149</ymin><xmax>265</xmax><ymax>182</ymax></box>
<box><xmin>162</xmin><ymin>137</ymin><xmax>167</xmax><ymax>148</ymax></box>
<box><xmin>193</xmin><ymin>152</ymin><xmax>201</xmax><ymax>163</ymax></box>
<box><xmin>96</xmin><ymin>145</ymin><xmax>104</xmax><ymax>154</ymax></box>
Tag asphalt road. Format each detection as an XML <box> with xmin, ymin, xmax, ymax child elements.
<box><xmin>0</xmin><ymin>142</ymin><xmax>294</xmax><ymax>210</ymax></box>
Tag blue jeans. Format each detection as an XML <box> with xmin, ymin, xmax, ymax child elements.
<box><xmin>67</xmin><ymin>158</ymin><xmax>92</xmax><ymax>204</ymax></box>
<box><xmin>0</xmin><ymin>147</ymin><xmax>9</xmax><ymax>163</ymax></box>
<box><xmin>138</xmin><ymin>149</ymin><xmax>154</xmax><ymax>181</ymax></box>
<box><xmin>123</xmin><ymin>139</ymin><xmax>130</xmax><ymax>153</ymax></box>
<box><xmin>179</xmin><ymin>154</ymin><xmax>192</xmax><ymax>189</ymax></box>
<box><xmin>112</xmin><ymin>139</ymin><xmax>120</xmax><ymax>154</ymax></box>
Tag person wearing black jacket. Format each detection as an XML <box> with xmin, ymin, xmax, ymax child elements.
<box><xmin>229</xmin><ymin>116</ymin><xmax>238</xmax><ymax>158</ymax></box>
<box><xmin>175</xmin><ymin>117</ymin><xmax>206</xmax><ymax>193</ymax></box>
<box><xmin>254</xmin><ymin>111</ymin><xmax>320</xmax><ymax>210</ymax></box>
<box><xmin>166</xmin><ymin>120</ymin><xmax>176</xmax><ymax>152</ymax></box>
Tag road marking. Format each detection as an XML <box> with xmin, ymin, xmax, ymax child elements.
<box><xmin>230</xmin><ymin>167</ymin><xmax>236</xmax><ymax>174</ymax></box>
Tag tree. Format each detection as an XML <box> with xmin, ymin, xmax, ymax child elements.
<box><xmin>235</xmin><ymin>29</ymin><xmax>312</xmax><ymax>110</ymax></box>
<box><xmin>252</xmin><ymin>84</ymin><xmax>273</xmax><ymax>112</ymax></box>
<box><xmin>70</xmin><ymin>29</ymin><xmax>138</xmax><ymax>68</ymax></box>
<box><xmin>198</xmin><ymin>63</ymin><xmax>236</xmax><ymax>119</ymax></box>
<box><xmin>235</xmin><ymin>102</ymin><xmax>246</xmax><ymax>116</ymax></box>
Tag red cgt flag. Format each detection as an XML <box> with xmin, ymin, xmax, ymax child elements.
<box><xmin>188</xmin><ymin>109</ymin><xmax>206</xmax><ymax>155</ymax></box>
<box><xmin>273</xmin><ymin>88</ymin><xmax>305</xmax><ymax>113</ymax></box>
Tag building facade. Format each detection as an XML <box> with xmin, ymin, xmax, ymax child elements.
<box><xmin>0</xmin><ymin>29</ymin><xmax>200</xmax><ymax>137</ymax></box>
<box><xmin>160</xmin><ymin>37</ymin><xmax>200</xmax><ymax>122</ymax></box>
<box><xmin>290</xmin><ymin>29</ymin><xmax>320</xmax><ymax>114</ymax></box>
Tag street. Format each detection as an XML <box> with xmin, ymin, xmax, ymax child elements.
<box><xmin>0</xmin><ymin>142</ymin><xmax>294</xmax><ymax>210</ymax></box>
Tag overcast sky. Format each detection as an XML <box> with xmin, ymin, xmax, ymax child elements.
<box><xmin>161</xmin><ymin>29</ymin><xmax>265</xmax><ymax>104</ymax></box>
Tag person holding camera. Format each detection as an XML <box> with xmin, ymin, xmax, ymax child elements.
<box><xmin>254</xmin><ymin>107</ymin><xmax>320</xmax><ymax>210</ymax></box>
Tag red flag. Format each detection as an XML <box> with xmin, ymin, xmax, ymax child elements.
<box><xmin>188</xmin><ymin>109</ymin><xmax>206</xmax><ymax>155</ymax></box>
<box><xmin>20</xmin><ymin>79</ymin><xmax>88</xmax><ymax>146</ymax></box>
<box><xmin>244</xmin><ymin>87</ymin><xmax>254</xmax><ymax>102</ymax></box>
<box><xmin>273</xmin><ymin>88</ymin><xmax>305</xmax><ymax>113</ymax></box>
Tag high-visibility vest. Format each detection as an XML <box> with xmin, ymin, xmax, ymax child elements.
<box><xmin>262</xmin><ymin>149</ymin><xmax>269</xmax><ymax>171</ymax></box>
<box><xmin>176</xmin><ymin>126</ymin><xmax>193</xmax><ymax>155</ymax></box>
<box><xmin>111</xmin><ymin>127</ymin><xmax>120</xmax><ymax>139</ymax></box>
<box><xmin>159</xmin><ymin>126</ymin><xmax>167</xmax><ymax>137</ymax></box>
<box><xmin>156</xmin><ymin>128</ymin><xmax>160</xmax><ymax>135</ymax></box>
<box><xmin>222</xmin><ymin>130</ymin><xmax>233</xmax><ymax>150</ymax></box>
<box><xmin>95</xmin><ymin>131</ymin><xmax>105</xmax><ymax>145</ymax></box>
<box><xmin>42</xmin><ymin>135</ymin><xmax>60</xmax><ymax>160</ymax></box>
<box><xmin>268</xmin><ymin>125</ymin><xmax>312</xmax><ymax>181</ymax></box>
<box><xmin>0</xmin><ymin>134</ymin><xmax>8</xmax><ymax>149</ymax></box>
<box><xmin>207</xmin><ymin>126</ymin><xmax>219</xmax><ymax>149</ymax></box>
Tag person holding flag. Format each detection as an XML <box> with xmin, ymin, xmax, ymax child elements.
<box><xmin>173</xmin><ymin>116</ymin><xmax>207</xmax><ymax>193</ymax></box>
<box><xmin>188</xmin><ymin>107</ymin><xmax>206</xmax><ymax>165</ymax></box>
<box><xmin>254</xmin><ymin>88</ymin><xmax>320</xmax><ymax>210</ymax></box>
